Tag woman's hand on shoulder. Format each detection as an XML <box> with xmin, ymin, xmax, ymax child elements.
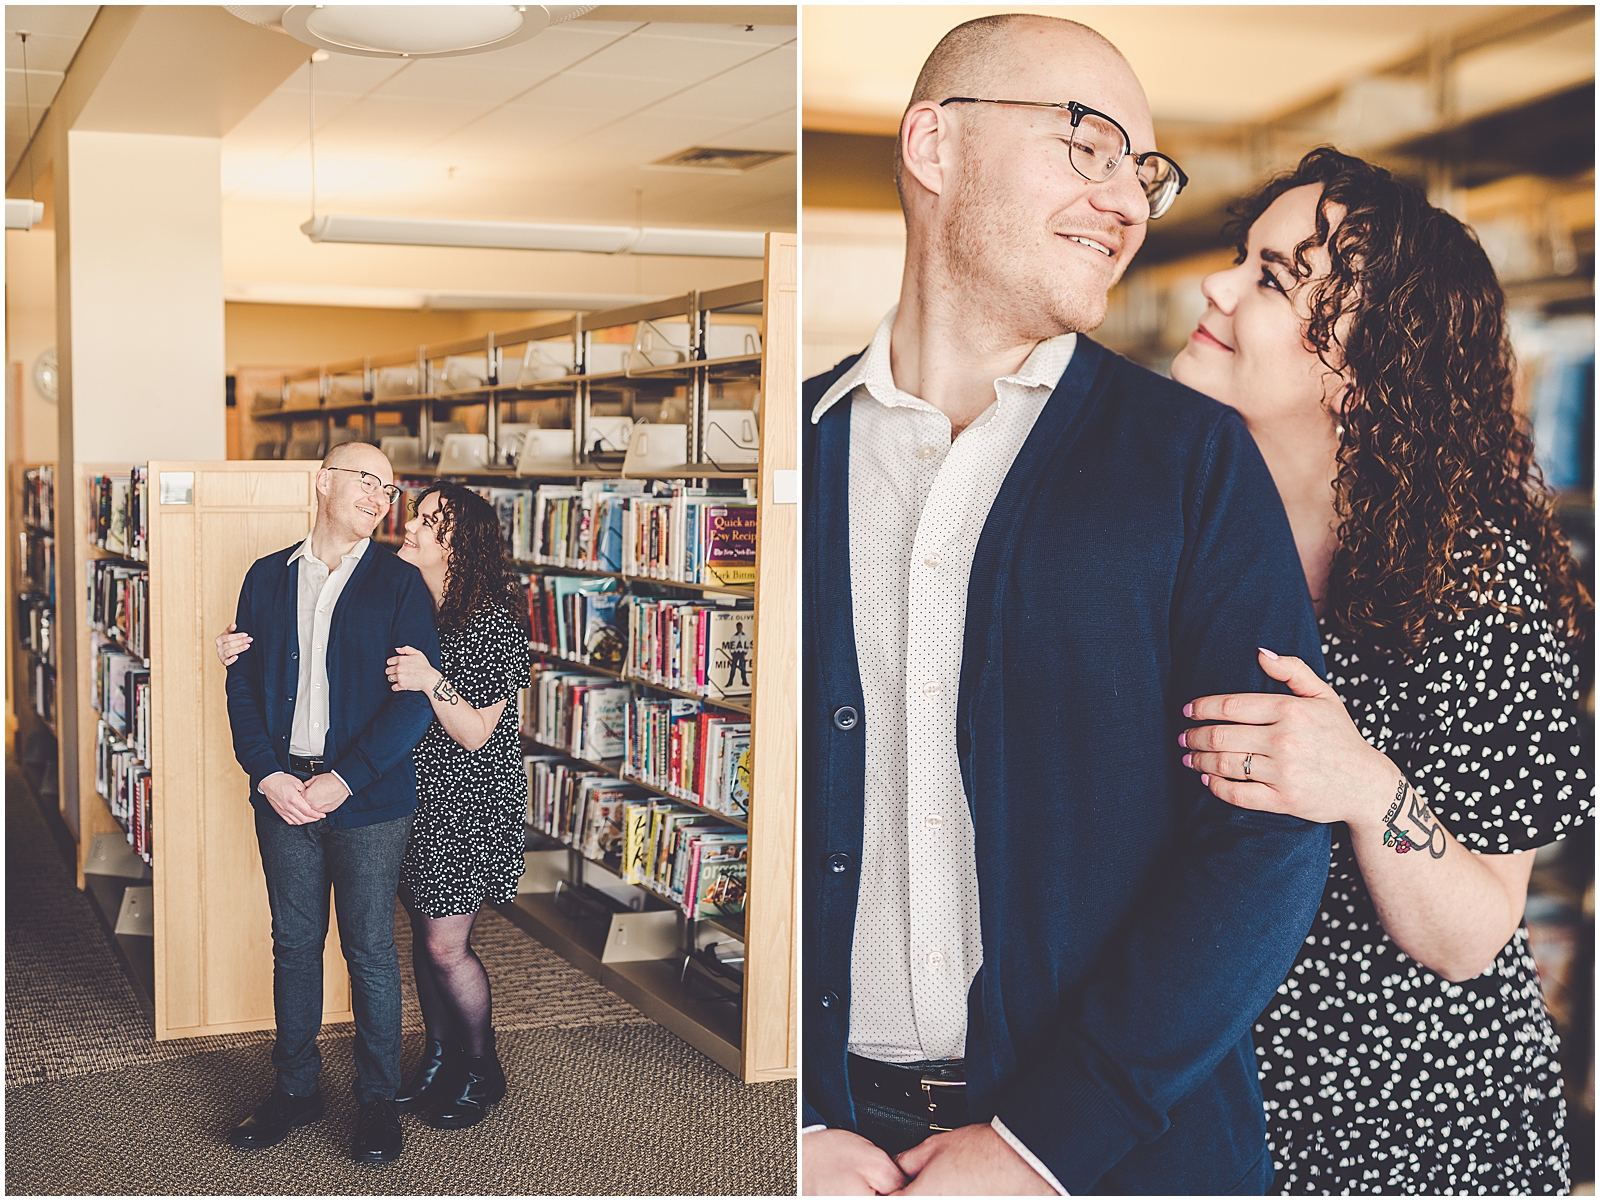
<box><xmin>1180</xmin><ymin>648</ymin><xmax>1397</xmax><ymax>826</ymax></box>
<box><xmin>388</xmin><ymin>645</ymin><xmax>442</xmax><ymax>694</ymax></box>
<box><xmin>216</xmin><ymin>622</ymin><xmax>253</xmax><ymax>666</ymax></box>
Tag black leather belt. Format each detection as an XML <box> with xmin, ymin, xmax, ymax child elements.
<box><xmin>288</xmin><ymin>754</ymin><xmax>325</xmax><ymax>775</ymax></box>
<box><xmin>847</xmin><ymin>1054</ymin><xmax>968</xmax><ymax>1131</ymax></box>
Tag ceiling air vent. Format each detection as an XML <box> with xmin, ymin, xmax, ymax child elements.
<box><xmin>647</xmin><ymin>147</ymin><xmax>793</xmax><ymax>175</ymax></box>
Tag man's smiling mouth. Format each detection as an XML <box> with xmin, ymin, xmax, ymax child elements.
<box><xmin>1062</xmin><ymin>234</ymin><xmax>1115</xmax><ymax>257</ymax></box>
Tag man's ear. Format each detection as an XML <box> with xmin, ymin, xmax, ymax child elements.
<box><xmin>901</xmin><ymin>101</ymin><xmax>954</xmax><ymax>200</ymax></box>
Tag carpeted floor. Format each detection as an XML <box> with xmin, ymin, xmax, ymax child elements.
<box><xmin>4</xmin><ymin>767</ymin><xmax>796</xmax><ymax>1195</ymax></box>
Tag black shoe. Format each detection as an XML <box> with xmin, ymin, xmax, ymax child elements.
<box><xmin>228</xmin><ymin>1085</ymin><xmax>324</xmax><ymax>1149</ymax></box>
<box><xmin>428</xmin><ymin>1050</ymin><xmax>506</xmax><ymax>1130</ymax></box>
<box><xmin>394</xmin><ymin>1039</ymin><xmax>451</xmax><ymax>1115</ymax></box>
<box><xmin>352</xmin><ymin>1097</ymin><xmax>404</xmax><ymax>1163</ymax></box>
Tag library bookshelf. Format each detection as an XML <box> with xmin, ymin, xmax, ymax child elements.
<box><xmin>244</xmin><ymin>234</ymin><xmax>797</xmax><ymax>1082</ymax></box>
<box><xmin>11</xmin><ymin>462</ymin><xmax>59</xmax><ymax>811</ymax></box>
<box><xmin>74</xmin><ymin>460</ymin><xmax>353</xmax><ymax>1038</ymax></box>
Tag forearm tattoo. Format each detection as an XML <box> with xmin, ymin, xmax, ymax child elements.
<box><xmin>431</xmin><ymin>676</ymin><xmax>461</xmax><ymax>706</ymax></box>
<box><xmin>1381</xmin><ymin>776</ymin><xmax>1448</xmax><ymax>858</ymax></box>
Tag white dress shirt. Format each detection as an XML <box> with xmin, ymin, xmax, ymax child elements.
<box><xmin>286</xmin><ymin>534</ymin><xmax>369</xmax><ymax>789</ymax></box>
<box><xmin>810</xmin><ymin>309</ymin><xmax>1073</xmax><ymax>1194</ymax></box>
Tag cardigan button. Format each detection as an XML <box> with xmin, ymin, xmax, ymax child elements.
<box><xmin>827</xmin><ymin>852</ymin><xmax>852</xmax><ymax>875</ymax></box>
<box><xmin>820</xmin><ymin>990</ymin><xmax>839</xmax><ymax>1010</ymax></box>
<box><xmin>832</xmin><ymin>706</ymin><xmax>859</xmax><ymax>731</ymax></box>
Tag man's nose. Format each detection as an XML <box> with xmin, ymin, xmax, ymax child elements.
<box><xmin>1089</xmin><ymin>155</ymin><xmax>1150</xmax><ymax>225</ymax></box>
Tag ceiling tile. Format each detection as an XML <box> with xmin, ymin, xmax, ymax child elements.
<box><xmin>568</xmin><ymin>30</ymin><xmax>771</xmax><ymax>82</ymax></box>
<box><xmin>3</xmin><ymin>6</ymin><xmax>97</xmax><ymax>42</ymax></box>
<box><xmin>369</xmin><ymin>62</ymin><xmax>544</xmax><ymax>107</ymax></box>
<box><xmin>512</xmin><ymin>70</ymin><xmax>684</xmax><ymax>113</ymax></box>
<box><xmin>5</xmin><ymin>68</ymin><xmax>61</xmax><ymax>111</ymax></box>
<box><xmin>4</xmin><ymin>29</ymin><xmax>86</xmax><ymax>72</ymax></box>
<box><xmin>459</xmin><ymin>23</ymin><xmax>635</xmax><ymax>74</ymax></box>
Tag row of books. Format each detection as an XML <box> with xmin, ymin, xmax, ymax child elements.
<box><xmin>624</xmin><ymin>697</ymin><xmax>750</xmax><ymax>818</ymax></box>
<box><xmin>88</xmin><ymin>559</ymin><xmax>150</xmax><ymax>659</ymax></box>
<box><xmin>93</xmin><ymin>637</ymin><xmax>152</xmax><ymax>763</ymax></box>
<box><xmin>30</xmin><ymin>660</ymin><xmax>55</xmax><ymax>726</ymax></box>
<box><xmin>523</xmin><ymin>669</ymin><xmax>628</xmax><ymax>762</ymax></box>
<box><xmin>525</xmin><ymin>756</ymin><xmax>645</xmax><ymax>863</ymax></box>
<box><xmin>86</xmin><ymin>468</ymin><xmax>149</xmax><ymax>560</ymax></box>
<box><xmin>21</xmin><ymin>531</ymin><xmax>55</xmax><ymax>603</ymax></box>
<box><xmin>95</xmin><ymin>720</ymin><xmax>153</xmax><ymax>864</ymax></box>
<box><xmin>619</xmin><ymin>491</ymin><xmax>756</xmax><ymax>586</ymax></box>
<box><xmin>628</xmin><ymin>798</ymin><xmax>747</xmax><ymax>920</ymax></box>
<box><xmin>528</xmin><ymin>483</ymin><xmax>756</xmax><ymax>586</ymax></box>
<box><xmin>625</xmin><ymin>596</ymin><xmax>753</xmax><ymax>702</ymax></box>
<box><xmin>526</xmin><ymin>574</ymin><xmax>625</xmax><ymax>670</ymax></box>
<box><xmin>22</xmin><ymin>464</ymin><xmax>54</xmax><ymax>529</ymax></box>
<box><xmin>523</xmin><ymin>757</ymin><xmax>746</xmax><ymax>920</ymax></box>
<box><xmin>528</xmin><ymin>481</ymin><xmax>643</xmax><ymax>571</ymax></box>
<box><xmin>20</xmin><ymin>596</ymin><xmax>54</xmax><ymax>667</ymax></box>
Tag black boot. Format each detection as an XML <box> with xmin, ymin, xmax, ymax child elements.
<box><xmin>228</xmin><ymin>1084</ymin><xmax>324</xmax><ymax>1148</ymax></box>
<box><xmin>428</xmin><ymin>1047</ymin><xmax>506</xmax><ymax>1130</ymax></box>
<box><xmin>393</xmin><ymin>1039</ymin><xmax>451</xmax><ymax>1114</ymax></box>
<box><xmin>351</xmin><ymin>1097</ymin><xmax>404</xmax><ymax>1163</ymax></box>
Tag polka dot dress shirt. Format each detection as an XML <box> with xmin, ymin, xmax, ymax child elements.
<box><xmin>287</xmin><ymin>534</ymin><xmax>369</xmax><ymax>765</ymax></box>
<box><xmin>811</xmin><ymin>308</ymin><xmax>1076</xmax><ymax>1066</ymax></box>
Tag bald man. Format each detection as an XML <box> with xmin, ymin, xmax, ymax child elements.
<box><xmin>223</xmin><ymin>441</ymin><xmax>440</xmax><ymax>1164</ymax></box>
<box><xmin>801</xmin><ymin>15</ymin><xmax>1330</xmax><ymax>1194</ymax></box>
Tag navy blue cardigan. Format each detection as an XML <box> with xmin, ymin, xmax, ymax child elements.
<box><xmin>225</xmin><ymin>539</ymin><xmax>440</xmax><ymax>829</ymax></box>
<box><xmin>803</xmin><ymin>337</ymin><xmax>1334</xmax><ymax>1194</ymax></box>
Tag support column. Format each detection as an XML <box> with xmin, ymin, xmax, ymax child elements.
<box><xmin>55</xmin><ymin>129</ymin><xmax>226</xmax><ymax>833</ymax></box>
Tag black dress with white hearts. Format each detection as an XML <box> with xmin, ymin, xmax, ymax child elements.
<box><xmin>1256</xmin><ymin>541</ymin><xmax>1591</xmax><ymax>1195</ymax></box>
<box><xmin>400</xmin><ymin>603</ymin><xmax>532</xmax><ymax>919</ymax></box>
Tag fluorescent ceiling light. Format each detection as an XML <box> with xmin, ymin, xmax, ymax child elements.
<box><xmin>225</xmin><ymin>5</ymin><xmax>595</xmax><ymax>59</ymax></box>
<box><xmin>224</xmin><ymin>281</ymin><xmax>653</xmax><ymax>311</ymax></box>
<box><xmin>301</xmin><ymin>214</ymin><xmax>766</xmax><ymax>259</ymax></box>
<box><xmin>5</xmin><ymin>199</ymin><xmax>44</xmax><ymax>230</ymax></box>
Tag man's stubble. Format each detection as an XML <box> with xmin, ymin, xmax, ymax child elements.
<box><xmin>940</xmin><ymin>131</ymin><xmax>1112</xmax><ymax>344</ymax></box>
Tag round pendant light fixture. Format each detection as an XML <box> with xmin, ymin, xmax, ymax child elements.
<box><xmin>225</xmin><ymin>5</ymin><xmax>594</xmax><ymax>59</ymax></box>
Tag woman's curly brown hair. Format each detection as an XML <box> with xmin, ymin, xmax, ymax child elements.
<box><xmin>416</xmin><ymin>481</ymin><xmax>528</xmax><ymax>636</ymax></box>
<box><xmin>1224</xmin><ymin>146</ymin><xmax>1589</xmax><ymax>660</ymax></box>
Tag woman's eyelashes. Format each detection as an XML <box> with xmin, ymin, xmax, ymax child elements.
<box><xmin>1259</xmin><ymin>265</ymin><xmax>1289</xmax><ymax>295</ymax></box>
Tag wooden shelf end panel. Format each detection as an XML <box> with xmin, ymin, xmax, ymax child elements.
<box><xmin>744</xmin><ymin>232</ymin><xmax>799</xmax><ymax>1082</ymax></box>
<box><xmin>146</xmin><ymin>461</ymin><xmax>351</xmax><ymax>1040</ymax></box>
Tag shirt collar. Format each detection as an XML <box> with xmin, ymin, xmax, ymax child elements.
<box><xmin>288</xmin><ymin>533</ymin><xmax>371</xmax><ymax>569</ymax></box>
<box><xmin>811</xmin><ymin>306</ymin><xmax>1077</xmax><ymax>423</ymax></box>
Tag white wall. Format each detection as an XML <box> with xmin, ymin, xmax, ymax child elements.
<box><xmin>5</xmin><ymin>225</ymin><xmax>59</xmax><ymax>463</ymax></box>
<box><xmin>64</xmin><ymin>129</ymin><xmax>226</xmax><ymax>462</ymax></box>
<box><xmin>800</xmin><ymin>207</ymin><xmax>904</xmax><ymax>380</ymax></box>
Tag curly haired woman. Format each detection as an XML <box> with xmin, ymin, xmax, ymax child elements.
<box><xmin>1170</xmin><ymin>147</ymin><xmax>1591</xmax><ymax>1194</ymax></box>
<box><xmin>219</xmin><ymin>481</ymin><xmax>531</xmax><ymax>1131</ymax></box>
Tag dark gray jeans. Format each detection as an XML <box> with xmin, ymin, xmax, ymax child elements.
<box><xmin>254</xmin><ymin>805</ymin><xmax>413</xmax><ymax>1103</ymax></box>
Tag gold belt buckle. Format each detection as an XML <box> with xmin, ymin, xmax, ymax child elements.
<box><xmin>921</xmin><ymin>1077</ymin><xmax>963</xmax><ymax>1132</ymax></box>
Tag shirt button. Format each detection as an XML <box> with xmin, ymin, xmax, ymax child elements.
<box><xmin>927</xmin><ymin>950</ymin><xmax>945</xmax><ymax>968</ymax></box>
<box><xmin>923</xmin><ymin>555</ymin><xmax>940</xmax><ymax>570</ymax></box>
<box><xmin>820</xmin><ymin>990</ymin><xmax>839</xmax><ymax>1010</ymax></box>
<box><xmin>922</xmin><ymin>680</ymin><xmax>941</xmax><ymax>697</ymax></box>
<box><xmin>917</xmin><ymin>445</ymin><xmax>939</xmax><ymax>460</ymax></box>
<box><xmin>832</xmin><ymin>706</ymin><xmax>859</xmax><ymax>731</ymax></box>
<box><xmin>827</xmin><ymin>852</ymin><xmax>853</xmax><ymax>874</ymax></box>
<box><xmin>925</xmin><ymin>813</ymin><xmax>944</xmax><ymax>829</ymax></box>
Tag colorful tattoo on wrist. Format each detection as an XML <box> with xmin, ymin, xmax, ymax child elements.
<box><xmin>1381</xmin><ymin>776</ymin><xmax>1447</xmax><ymax>858</ymax></box>
<box><xmin>432</xmin><ymin>676</ymin><xmax>461</xmax><ymax>705</ymax></box>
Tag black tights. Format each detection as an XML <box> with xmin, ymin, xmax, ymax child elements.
<box><xmin>401</xmin><ymin>891</ymin><xmax>493</xmax><ymax>1057</ymax></box>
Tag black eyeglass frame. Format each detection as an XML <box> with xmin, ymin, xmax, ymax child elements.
<box><xmin>938</xmin><ymin>96</ymin><xmax>1189</xmax><ymax>217</ymax></box>
<box><xmin>325</xmin><ymin>465</ymin><xmax>402</xmax><ymax>505</ymax></box>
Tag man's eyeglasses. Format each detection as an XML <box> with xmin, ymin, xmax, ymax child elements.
<box><xmin>939</xmin><ymin>97</ymin><xmax>1188</xmax><ymax>220</ymax></box>
<box><xmin>326</xmin><ymin>465</ymin><xmax>402</xmax><ymax>505</ymax></box>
